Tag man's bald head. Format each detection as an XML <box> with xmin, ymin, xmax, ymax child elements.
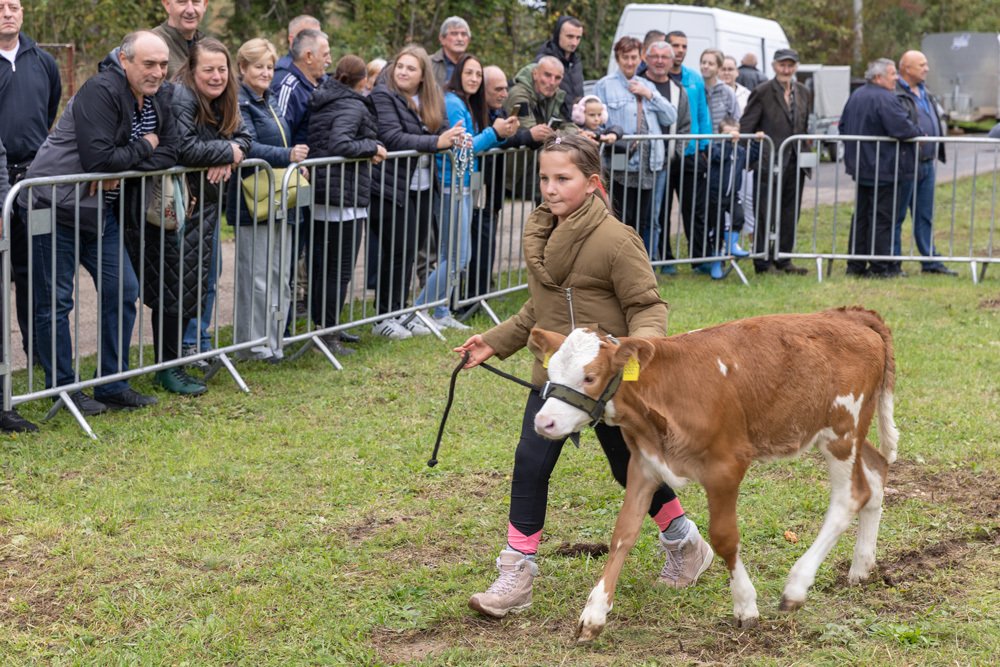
<box><xmin>483</xmin><ymin>65</ymin><xmax>508</xmax><ymax>110</ymax></box>
<box><xmin>742</xmin><ymin>53</ymin><xmax>757</xmax><ymax>68</ymax></box>
<box><xmin>899</xmin><ymin>50</ymin><xmax>929</xmax><ymax>87</ymax></box>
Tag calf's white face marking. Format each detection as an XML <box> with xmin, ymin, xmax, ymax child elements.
<box><xmin>534</xmin><ymin>329</ymin><xmax>603</xmax><ymax>438</ymax></box>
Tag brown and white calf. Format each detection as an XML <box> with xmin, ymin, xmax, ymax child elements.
<box><xmin>529</xmin><ymin>306</ymin><xmax>898</xmax><ymax>642</ymax></box>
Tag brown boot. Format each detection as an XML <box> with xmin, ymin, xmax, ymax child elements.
<box><xmin>468</xmin><ymin>549</ymin><xmax>538</xmax><ymax>618</ymax></box>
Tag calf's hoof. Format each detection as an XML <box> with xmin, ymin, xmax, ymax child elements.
<box><xmin>733</xmin><ymin>614</ymin><xmax>759</xmax><ymax>629</ymax></box>
<box><xmin>778</xmin><ymin>595</ymin><xmax>805</xmax><ymax>613</ymax></box>
<box><xmin>847</xmin><ymin>570</ymin><xmax>871</xmax><ymax>586</ymax></box>
<box><xmin>575</xmin><ymin>619</ymin><xmax>604</xmax><ymax>645</ymax></box>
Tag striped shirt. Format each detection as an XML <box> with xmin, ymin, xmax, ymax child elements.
<box><xmin>106</xmin><ymin>95</ymin><xmax>158</xmax><ymax>206</ymax></box>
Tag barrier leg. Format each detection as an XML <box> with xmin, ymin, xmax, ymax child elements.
<box><xmin>45</xmin><ymin>390</ymin><xmax>97</xmax><ymax>440</ymax></box>
<box><xmin>816</xmin><ymin>257</ymin><xmax>824</xmax><ymax>283</ymax></box>
<box><xmin>477</xmin><ymin>300</ymin><xmax>502</xmax><ymax>326</ymax></box>
<box><xmin>409</xmin><ymin>310</ymin><xmax>445</xmax><ymax>342</ymax></box>
<box><xmin>729</xmin><ymin>260</ymin><xmax>749</xmax><ymax>286</ymax></box>
<box><xmin>206</xmin><ymin>353</ymin><xmax>250</xmax><ymax>393</ymax></box>
<box><xmin>971</xmin><ymin>261</ymin><xmax>978</xmax><ymax>285</ymax></box>
<box><xmin>310</xmin><ymin>334</ymin><xmax>345</xmax><ymax>371</ymax></box>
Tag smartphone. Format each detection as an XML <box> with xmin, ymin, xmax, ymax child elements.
<box><xmin>510</xmin><ymin>103</ymin><xmax>522</xmax><ymax>116</ymax></box>
<box><xmin>547</xmin><ymin>117</ymin><xmax>563</xmax><ymax>129</ymax></box>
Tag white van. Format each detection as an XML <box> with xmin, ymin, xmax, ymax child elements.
<box><xmin>607</xmin><ymin>4</ymin><xmax>790</xmax><ymax>78</ymax></box>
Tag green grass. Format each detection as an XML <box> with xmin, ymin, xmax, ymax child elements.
<box><xmin>2</xmin><ymin>202</ymin><xmax>999</xmax><ymax>664</ymax></box>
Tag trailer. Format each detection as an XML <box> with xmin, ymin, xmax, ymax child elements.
<box><xmin>921</xmin><ymin>32</ymin><xmax>1000</xmax><ymax>123</ymax></box>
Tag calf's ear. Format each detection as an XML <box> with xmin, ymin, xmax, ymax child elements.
<box><xmin>529</xmin><ymin>328</ymin><xmax>568</xmax><ymax>358</ymax></box>
<box><xmin>612</xmin><ymin>338</ymin><xmax>655</xmax><ymax>371</ymax></box>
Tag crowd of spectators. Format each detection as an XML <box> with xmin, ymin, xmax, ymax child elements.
<box><xmin>0</xmin><ymin>0</ymin><xmax>963</xmax><ymax>432</ymax></box>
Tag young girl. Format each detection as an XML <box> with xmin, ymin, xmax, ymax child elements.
<box><xmin>454</xmin><ymin>134</ymin><xmax>713</xmax><ymax>618</ymax></box>
<box><xmin>570</xmin><ymin>95</ymin><xmax>622</xmax><ymax>144</ymax></box>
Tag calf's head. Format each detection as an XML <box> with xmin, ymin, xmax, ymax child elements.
<box><xmin>529</xmin><ymin>328</ymin><xmax>654</xmax><ymax>439</ymax></box>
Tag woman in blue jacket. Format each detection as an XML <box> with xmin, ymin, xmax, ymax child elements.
<box><xmin>415</xmin><ymin>54</ymin><xmax>518</xmax><ymax>330</ymax></box>
<box><xmin>228</xmin><ymin>38</ymin><xmax>310</xmax><ymax>364</ymax></box>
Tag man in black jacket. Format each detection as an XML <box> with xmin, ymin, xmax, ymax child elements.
<box><xmin>0</xmin><ymin>0</ymin><xmax>61</xmax><ymax>381</ymax></box>
<box><xmin>0</xmin><ymin>134</ymin><xmax>37</xmax><ymax>432</ymax></box>
<box><xmin>736</xmin><ymin>53</ymin><xmax>768</xmax><ymax>91</ymax></box>
<box><xmin>532</xmin><ymin>16</ymin><xmax>584</xmax><ymax>120</ymax></box>
<box><xmin>22</xmin><ymin>31</ymin><xmax>177</xmax><ymax>414</ymax></box>
<box><xmin>839</xmin><ymin>58</ymin><xmax>922</xmax><ymax>278</ymax></box>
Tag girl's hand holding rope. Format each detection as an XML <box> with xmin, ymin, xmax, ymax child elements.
<box><xmin>454</xmin><ymin>334</ymin><xmax>495</xmax><ymax>369</ymax></box>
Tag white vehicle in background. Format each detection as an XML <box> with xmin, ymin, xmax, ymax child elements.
<box><xmin>921</xmin><ymin>32</ymin><xmax>1000</xmax><ymax>123</ymax></box>
<box><xmin>607</xmin><ymin>3</ymin><xmax>790</xmax><ymax>77</ymax></box>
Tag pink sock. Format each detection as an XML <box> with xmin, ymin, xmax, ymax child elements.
<box><xmin>507</xmin><ymin>522</ymin><xmax>542</xmax><ymax>555</ymax></box>
<box><xmin>652</xmin><ymin>498</ymin><xmax>685</xmax><ymax>532</ymax></box>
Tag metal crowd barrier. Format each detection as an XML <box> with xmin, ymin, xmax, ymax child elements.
<box><xmin>775</xmin><ymin>134</ymin><xmax>1000</xmax><ymax>283</ymax></box>
<box><xmin>604</xmin><ymin>133</ymin><xmax>776</xmax><ymax>285</ymax></box>
<box><xmin>276</xmin><ymin>145</ymin><xmax>541</xmax><ymax>367</ymax></box>
<box><xmin>2</xmin><ymin>160</ymin><xmax>275</xmax><ymax>438</ymax></box>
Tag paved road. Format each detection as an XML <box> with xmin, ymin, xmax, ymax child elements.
<box><xmin>802</xmin><ymin>135</ymin><xmax>996</xmax><ymax>208</ymax></box>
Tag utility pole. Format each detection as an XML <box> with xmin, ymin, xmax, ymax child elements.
<box><xmin>853</xmin><ymin>0</ymin><xmax>863</xmax><ymax>65</ymax></box>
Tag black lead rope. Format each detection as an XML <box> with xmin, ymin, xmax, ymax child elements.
<box><xmin>429</xmin><ymin>355</ymin><xmax>582</xmax><ymax>468</ymax></box>
<box><xmin>427</xmin><ymin>351</ymin><xmax>470</xmax><ymax>467</ymax></box>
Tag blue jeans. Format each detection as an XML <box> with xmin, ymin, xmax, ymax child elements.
<box><xmin>416</xmin><ymin>192</ymin><xmax>471</xmax><ymax>319</ymax></box>
<box><xmin>894</xmin><ymin>160</ymin><xmax>945</xmax><ymax>270</ymax></box>
<box><xmin>32</xmin><ymin>208</ymin><xmax>138</xmax><ymax>397</ymax></box>
<box><xmin>648</xmin><ymin>168</ymin><xmax>670</xmax><ymax>260</ymax></box>
<box><xmin>183</xmin><ymin>222</ymin><xmax>219</xmax><ymax>351</ymax></box>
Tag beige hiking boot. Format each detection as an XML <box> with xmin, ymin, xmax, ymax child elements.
<box><xmin>468</xmin><ymin>549</ymin><xmax>539</xmax><ymax>618</ymax></box>
<box><xmin>656</xmin><ymin>520</ymin><xmax>715</xmax><ymax>589</ymax></box>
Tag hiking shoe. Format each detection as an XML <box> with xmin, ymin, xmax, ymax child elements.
<box><xmin>372</xmin><ymin>318</ymin><xmax>412</xmax><ymax>340</ymax></box>
<box><xmin>318</xmin><ymin>334</ymin><xmax>356</xmax><ymax>356</ymax></box>
<box><xmin>60</xmin><ymin>391</ymin><xmax>109</xmax><ymax>416</ymax></box>
<box><xmin>468</xmin><ymin>549</ymin><xmax>539</xmax><ymax>618</ymax></box>
<box><xmin>656</xmin><ymin>520</ymin><xmax>714</xmax><ymax>589</ymax></box>
<box><xmin>154</xmin><ymin>367</ymin><xmax>208</xmax><ymax>396</ymax></box>
<box><xmin>433</xmin><ymin>314</ymin><xmax>471</xmax><ymax>331</ymax></box>
<box><xmin>0</xmin><ymin>409</ymin><xmax>39</xmax><ymax>434</ymax></box>
<box><xmin>403</xmin><ymin>316</ymin><xmax>432</xmax><ymax>336</ymax></box>
<box><xmin>100</xmin><ymin>388</ymin><xmax>159</xmax><ymax>411</ymax></box>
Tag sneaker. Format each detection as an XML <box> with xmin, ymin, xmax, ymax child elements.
<box><xmin>656</xmin><ymin>521</ymin><xmax>714</xmax><ymax>589</ymax></box>
<box><xmin>403</xmin><ymin>317</ymin><xmax>432</xmax><ymax>336</ymax></box>
<box><xmin>318</xmin><ymin>333</ymin><xmax>356</xmax><ymax>356</ymax></box>
<box><xmin>60</xmin><ymin>391</ymin><xmax>109</xmax><ymax>417</ymax></box>
<box><xmin>659</xmin><ymin>265</ymin><xmax>679</xmax><ymax>276</ymax></box>
<box><xmin>433</xmin><ymin>314</ymin><xmax>471</xmax><ymax>331</ymax></box>
<box><xmin>339</xmin><ymin>331</ymin><xmax>361</xmax><ymax>343</ymax></box>
<box><xmin>0</xmin><ymin>409</ymin><xmax>39</xmax><ymax>434</ymax></box>
<box><xmin>100</xmin><ymin>388</ymin><xmax>159</xmax><ymax>411</ymax></box>
<box><xmin>182</xmin><ymin>345</ymin><xmax>211</xmax><ymax>371</ymax></box>
<box><xmin>372</xmin><ymin>318</ymin><xmax>412</xmax><ymax>340</ymax></box>
<box><xmin>154</xmin><ymin>367</ymin><xmax>208</xmax><ymax>396</ymax></box>
<box><xmin>468</xmin><ymin>550</ymin><xmax>539</xmax><ymax>618</ymax></box>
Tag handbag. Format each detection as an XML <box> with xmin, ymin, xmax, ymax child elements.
<box><xmin>241</xmin><ymin>105</ymin><xmax>308</xmax><ymax>222</ymax></box>
<box><xmin>241</xmin><ymin>166</ymin><xmax>308</xmax><ymax>222</ymax></box>
<box><xmin>146</xmin><ymin>174</ymin><xmax>194</xmax><ymax>231</ymax></box>
<box><xmin>628</xmin><ymin>93</ymin><xmax>644</xmax><ymax>158</ymax></box>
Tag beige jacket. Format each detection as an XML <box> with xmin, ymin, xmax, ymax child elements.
<box><xmin>152</xmin><ymin>21</ymin><xmax>206</xmax><ymax>79</ymax></box>
<box><xmin>481</xmin><ymin>194</ymin><xmax>669</xmax><ymax>386</ymax></box>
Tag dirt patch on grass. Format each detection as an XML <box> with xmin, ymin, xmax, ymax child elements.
<box><xmin>552</xmin><ymin>542</ymin><xmax>609</xmax><ymax>557</ymax></box>
<box><xmin>978</xmin><ymin>294</ymin><xmax>1000</xmax><ymax>309</ymax></box>
<box><xmin>883</xmin><ymin>459</ymin><xmax>1000</xmax><ymax>522</ymax></box>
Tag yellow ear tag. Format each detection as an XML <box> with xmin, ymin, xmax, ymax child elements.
<box><xmin>543</xmin><ymin>354</ymin><xmax>550</xmax><ymax>369</ymax></box>
<box><xmin>622</xmin><ymin>357</ymin><xmax>640</xmax><ymax>381</ymax></box>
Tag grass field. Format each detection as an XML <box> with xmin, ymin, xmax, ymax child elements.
<box><xmin>1</xmin><ymin>255</ymin><xmax>998</xmax><ymax>665</ymax></box>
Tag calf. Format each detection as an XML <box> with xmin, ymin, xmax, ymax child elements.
<box><xmin>529</xmin><ymin>306</ymin><xmax>898</xmax><ymax>642</ymax></box>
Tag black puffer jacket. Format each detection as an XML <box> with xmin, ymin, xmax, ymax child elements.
<box><xmin>308</xmin><ymin>77</ymin><xmax>382</xmax><ymax>209</ymax></box>
<box><xmin>369</xmin><ymin>82</ymin><xmax>443</xmax><ymax>206</ymax></box>
<box><xmin>533</xmin><ymin>16</ymin><xmax>585</xmax><ymax>120</ymax></box>
<box><xmin>140</xmin><ymin>83</ymin><xmax>252</xmax><ymax>317</ymax></box>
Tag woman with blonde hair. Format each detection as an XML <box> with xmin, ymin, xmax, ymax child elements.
<box><xmin>368</xmin><ymin>44</ymin><xmax>464</xmax><ymax>340</ymax></box>
<box><xmin>364</xmin><ymin>57</ymin><xmax>386</xmax><ymax>95</ymax></box>
<box><xmin>226</xmin><ymin>37</ymin><xmax>310</xmax><ymax>363</ymax></box>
